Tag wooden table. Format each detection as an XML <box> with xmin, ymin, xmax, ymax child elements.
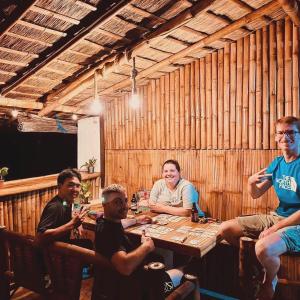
<box><xmin>83</xmin><ymin>201</ymin><xmax>222</xmax><ymax>258</ymax></box>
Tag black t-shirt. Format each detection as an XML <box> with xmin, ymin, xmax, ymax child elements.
<box><xmin>94</xmin><ymin>217</ymin><xmax>135</xmax><ymax>259</ymax></box>
<box><xmin>37</xmin><ymin>195</ymin><xmax>72</xmax><ymax>243</ymax></box>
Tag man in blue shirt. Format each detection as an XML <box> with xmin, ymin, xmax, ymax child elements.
<box><xmin>219</xmin><ymin>116</ymin><xmax>300</xmax><ymax>300</ymax></box>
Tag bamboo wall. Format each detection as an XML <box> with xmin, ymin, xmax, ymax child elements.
<box><xmin>104</xmin><ymin>18</ymin><xmax>299</xmax><ymax>220</ymax></box>
<box><xmin>0</xmin><ymin>176</ymin><xmax>100</xmax><ymax>236</ymax></box>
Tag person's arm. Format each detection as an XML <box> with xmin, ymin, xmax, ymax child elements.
<box><xmin>149</xmin><ymin>181</ymin><xmax>160</xmax><ymax>204</ymax></box>
<box><xmin>35</xmin><ymin>213</ymin><xmax>85</xmax><ymax>245</ymax></box>
<box><xmin>259</xmin><ymin>210</ymin><xmax>300</xmax><ymax>239</ymax></box>
<box><xmin>248</xmin><ymin>168</ymin><xmax>273</xmax><ymax>199</ymax></box>
<box><xmin>121</xmin><ymin>215</ymin><xmax>152</xmax><ymax>229</ymax></box>
<box><xmin>111</xmin><ymin>237</ymin><xmax>154</xmax><ymax>276</ymax></box>
<box><xmin>150</xmin><ymin>203</ymin><xmax>190</xmax><ymax>216</ymax></box>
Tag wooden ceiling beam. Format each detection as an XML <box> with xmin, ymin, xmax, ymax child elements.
<box><xmin>0</xmin><ymin>96</ymin><xmax>89</xmax><ymax>114</ymax></box>
<box><xmin>127</xmin><ymin>4</ymin><xmax>166</xmax><ymax>22</ymax></box>
<box><xmin>93</xmin><ymin>28</ymin><xmax>131</xmax><ymax>42</ymax></box>
<box><xmin>228</xmin><ymin>0</ymin><xmax>271</xmax><ymax>23</ymax></box>
<box><xmin>38</xmin><ymin>0</ymin><xmax>217</xmax><ymax>116</ymax></box>
<box><xmin>0</xmin><ymin>70</ymin><xmax>17</xmax><ymax>76</ymax></box>
<box><xmin>0</xmin><ymin>58</ymin><xmax>28</xmax><ymax>67</ymax></box>
<box><xmin>1</xmin><ymin>0</ymin><xmax>132</xmax><ymax>95</ymax></box>
<box><xmin>277</xmin><ymin>0</ymin><xmax>300</xmax><ymax>26</ymax></box>
<box><xmin>75</xmin><ymin>1</ymin><xmax>97</xmax><ymax>11</ymax></box>
<box><xmin>17</xmin><ymin>19</ymin><xmax>67</xmax><ymax>37</ymax></box>
<box><xmin>0</xmin><ymin>46</ymin><xmax>39</xmax><ymax>58</ymax></box>
<box><xmin>0</xmin><ymin>1</ymin><xmax>38</xmax><ymax>39</ymax></box>
<box><xmin>29</xmin><ymin>6</ymin><xmax>80</xmax><ymax>25</ymax></box>
<box><xmin>94</xmin><ymin>0</ymin><xmax>279</xmax><ymax>97</ymax></box>
<box><xmin>5</xmin><ymin>31</ymin><xmax>53</xmax><ymax>47</ymax></box>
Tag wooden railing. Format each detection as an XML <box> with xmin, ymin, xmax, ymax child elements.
<box><xmin>0</xmin><ymin>172</ymin><xmax>100</xmax><ymax>236</ymax></box>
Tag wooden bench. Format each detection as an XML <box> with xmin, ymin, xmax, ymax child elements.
<box><xmin>0</xmin><ymin>226</ymin><xmax>199</xmax><ymax>300</ymax></box>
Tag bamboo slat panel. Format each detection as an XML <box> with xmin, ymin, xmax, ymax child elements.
<box><xmin>105</xmin><ymin>149</ymin><xmax>280</xmax><ymax>221</ymax></box>
<box><xmin>0</xmin><ymin>176</ymin><xmax>100</xmax><ymax>235</ymax></box>
<box><xmin>105</xmin><ymin>19</ymin><xmax>299</xmax><ymax>151</ymax></box>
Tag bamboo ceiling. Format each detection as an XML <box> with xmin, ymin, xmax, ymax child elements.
<box><xmin>0</xmin><ymin>0</ymin><xmax>297</xmax><ymax>120</ymax></box>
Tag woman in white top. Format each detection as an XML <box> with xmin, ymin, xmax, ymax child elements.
<box><xmin>149</xmin><ymin>160</ymin><xmax>203</xmax><ymax>217</ymax></box>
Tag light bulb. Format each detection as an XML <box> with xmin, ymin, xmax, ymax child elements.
<box><xmin>130</xmin><ymin>93</ymin><xmax>140</xmax><ymax>109</ymax></box>
<box><xmin>11</xmin><ymin>109</ymin><xmax>19</xmax><ymax>118</ymax></box>
<box><xmin>72</xmin><ymin>114</ymin><xmax>78</xmax><ymax>121</ymax></box>
<box><xmin>90</xmin><ymin>100</ymin><xmax>103</xmax><ymax>114</ymax></box>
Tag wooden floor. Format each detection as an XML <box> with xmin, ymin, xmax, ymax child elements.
<box><xmin>11</xmin><ymin>277</ymin><xmax>94</xmax><ymax>300</ymax></box>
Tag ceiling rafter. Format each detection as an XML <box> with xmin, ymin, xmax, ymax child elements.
<box><xmin>0</xmin><ymin>0</ymin><xmax>132</xmax><ymax>95</ymax></box>
<box><xmin>0</xmin><ymin>46</ymin><xmax>39</xmax><ymax>58</ymax></box>
<box><xmin>277</xmin><ymin>0</ymin><xmax>300</xmax><ymax>26</ymax></box>
<box><xmin>38</xmin><ymin>0</ymin><xmax>217</xmax><ymax>116</ymax></box>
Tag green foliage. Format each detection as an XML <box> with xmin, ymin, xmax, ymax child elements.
<box><xmin>0</xmin><ymin>167</ymin><xmax>9</xmax><ymax>179</ymax></box>
<box><xmin>81</xmin><ymin>157</ymin><xmax>97</xmax><ymax>169</ymax></box>
<box><xmin>79</xmin><ymin>181</ymin><xmax>91</xmax><ymax>204</ymax></box>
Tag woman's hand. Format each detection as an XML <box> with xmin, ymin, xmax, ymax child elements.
<box><xmin>136</xmin><ymin>215</ymin><xmax>152</xmax><ymax>225</ymax></box>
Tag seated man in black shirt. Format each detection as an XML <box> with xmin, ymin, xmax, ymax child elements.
<box><xmin>92</xmin><ymin>184</ymin><xmax>183</xmax><ymax>300</ymax></box>
<box><xmin>35</xmin><ymin>168</ymin><xmax>91</xmax><ymax>248</ymax></box>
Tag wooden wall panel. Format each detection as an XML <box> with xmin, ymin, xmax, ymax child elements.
<box><xmin>105</xmin><ymin>20</ymin><xmax>299</xmax><ymax>152</ymax></box>
<box><xmin>104</xmin><ymin>18</ymin><xmax>300</xmax><ymax>220</ymax></box>
<box><xmin>105</xmin><ymin>149</ymin><xmax>280</xmax><ymax>220</ymax></box>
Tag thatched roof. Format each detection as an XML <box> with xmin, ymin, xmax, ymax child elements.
<box><xmin>0</xmin><ymin>0</ymin><xmax>297</xmax><ymax>121</ymax></box>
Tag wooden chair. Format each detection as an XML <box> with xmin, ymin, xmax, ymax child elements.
<box><xmin>0</xmin><ymin>226</ymin><xmax>49</xmax><ymax>300</ymax></box>
<box><xmin>44</xmin><ymin>241</ymin><xmax>199</xmax><ymax>300</ymax></box>
<box><xmin>239</xmin><ymin>237</ymin><xmax>300</xmax><ymax>299</ymax></box>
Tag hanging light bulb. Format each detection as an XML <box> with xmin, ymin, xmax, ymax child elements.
<box><xmin>129</xmin><ymin>57</ymin><xmax>140</xmax><ymax>109</ymax></box>
<box><xmin>90</xmin><ymin>69</ymin><xmax>103</xmax><ymax>114</ymax></box>
<box><xmin>11</xmin><ymin>109</ymin><xmax>19</xmax><ymax>118</ymax></box>
<box><xmin>71</xmin><ymin>114</ymin><xmax>78</xmax><ymax>121</ymax></box>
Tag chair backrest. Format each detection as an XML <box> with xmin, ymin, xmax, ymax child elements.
<box><xmin>44</xmin><ymin>241</ymin><xmax>114</xmax><ymax>300</ymax></box>
<box><xmin>0</xmin><ymin>227</ymin><xmax>47</xmax><ymax>298</ymax></box>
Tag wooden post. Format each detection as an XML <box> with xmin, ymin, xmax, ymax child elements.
<box><xmin>218</xmin><ymin>49</ymin><xmax>224</xmax><ymax>149</ymax></box>
<box><xmin>0</xmin><ymin>226</ymin><xmax>10</xmax><ymax>300</ymax></box>
<box><xmin>292</xmin><ymin>23</ymin><xmax>299</xmax><ymax>116</ymax></box>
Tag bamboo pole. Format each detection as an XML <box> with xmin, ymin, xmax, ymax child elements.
<box><xmin>212</xmin><ymin>52</ymin><xmax>218</xmax><ymax>149</ymax></box>
<box><xmin>206</xmin><ymin>54</ymin><xmax>212</xmax><ymax>149</ymax></box>
<box><xmin>277</xmin><ymin>0</ymin><xmax>300</xmax><ymax>26</ymax></box>
<box><xmin>121</xmin><ymin>92</ymin><xmax>126</xmax><ymax>149</ymax></box>
<box><xmin>147</xmin><ymin>83</ymin><xmax>152</xmax><ymax>149</ymax></box>
<box><xmin>135</xmin><ymin>88</ymin><xmax>141</xmax><ymax>149</ymax></box>
<box><xmin>285</xmin><ymin>17</ymin><xmax>293</xmax><ymax>115</ymax></box>
<box><xmin>160</xmin><ymin>76</ymin><xmax>165</xmax><ymax>149</ymax></box>
<box><xmin>277</xmin><ymin>19</ymin><xmax>285</xmax><ymax>119</ymax></box>
<box><xmin>195</xmin><ymin>59</ymin><xmax>201</xmax><ymax>149</ymax></box>
<box><xmin>165</xmin><ymin>74</ymin><xmax>170</xmax><ymax>149</ymax></box>
<box><xmin>184</xmin><ymin>64</ymin><xmax>191</xmax><ymax>149</ymax></box>
<box><xmin>151</xmin><ymin>80</ymin><xmax>157</xmax><ymax>149</ymax></box>
<box><xmin>236</xmin><ymin>39</ymin><xmax>243</xmax><ymax>149</ymax></box>
<box><xmin>125</xmin><ymin>94</ymin><xmax>129</xmax><ymax>149</ymax></box>
<box><xmin>262</xmin><ymin>26</ymin><xmax>270</xmax><ymax>149</ymax></box>
<box><xmin>242</xmin><ymin>36</ymin><xmax>250</xmax><ymax>149</ymax></box>
<box><xmin>200</xmin><ymin>58</ymin><xmax>206</xmax><ymax>149</ymax></box>
<box><xmin>170</xmin><ymin>72</ymin><xmax>175</xmax><ymax>149</ymax></box>
<box><xmin>224</xmin><ymin>44</ymin><xmax>230</xmax><ymax>149</ymax></box>
<box><xmin>141</xmin><ymin>86</ymin><xmax>147</xmax><ymax>149</ymax></box>
<box><xmin>249</xmin><ymin>34</ymin><xmax>256</xmax><ymax>149</ymax></box>
<box><xmin>292</xmin><ymin>24</ymin><xmax>299</xmax><ymax>116</ymax></box>
<box><xmin>156</xmin><ymin>79</ymin><xmax>162</xmax><ymax>149</ymax></box>
<box><xmin>175</xmin><ymin>70</ymin><xmax>180</xmax><ymax>149</ymax></box>
<box><xmin>269</xmin><ymin>22</ymin><xmax>277</xmax><ymax>149</ymax></box>
<box><xmin>230</xmin><ymin>43</ymin><xmax>237</xmax><ymax>149</ymax></box>
<box><xmin>256</xmin><ymin>29</ymin><xmax>263</xmax><ymax>150</ymax></box>
<box><xmin>218</xmin><ymin>49</ymin><xmax>224</xmax><ymax>149</ymax></box>
<box><xmin>180</xmin><ymin>67</ymin><xmax>185</xmax><ymax>149</ymax></box>
<box><xmin>190</xmin><ymin>61</ymin><xmax>196</xmax><ymax>149</ymax></box>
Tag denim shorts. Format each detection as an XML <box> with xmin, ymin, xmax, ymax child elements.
<box><xmin>278</xmin><ymin>225</ymin><xmax>300</xmax><ymax>253</ymax></box>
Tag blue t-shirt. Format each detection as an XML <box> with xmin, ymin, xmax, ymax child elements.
<box><xmin>266</xmin><ymin>156</ymin><xmax>300</xmax><ymax>217</ymax></box>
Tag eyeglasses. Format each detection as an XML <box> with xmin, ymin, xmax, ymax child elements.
<box><xmin>275</xmin><ymin>130</ymin><xmax>300</xmax><ymax>138</ymax></box>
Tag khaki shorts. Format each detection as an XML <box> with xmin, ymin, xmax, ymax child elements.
<box><xmin>237</xmin><ymin>212</ymin><xmax>285</xmax><ymax>239</ymax></box>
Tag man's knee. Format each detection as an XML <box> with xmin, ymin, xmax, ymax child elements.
<box><xmin>255</xmin><ymin>239</ymin><xmax>271</xmax><ymax>260</ymax></box>
<box><xmin>219</xmin><ymin>219</ymin><xmax>240</xmax><ymax>237</ymax></box>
